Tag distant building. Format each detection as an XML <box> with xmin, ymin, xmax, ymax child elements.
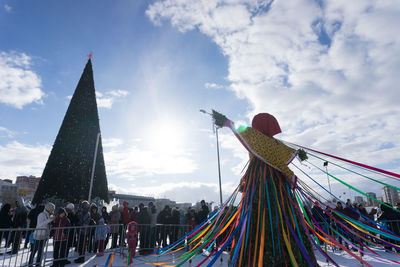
<box><xmin>155</xmin><ymin>198</ymin><xmax>177</xmax><ymax>210</ymax></box>
<box><xmin>366</xmin><ymin>192</ymin><xmax>377</xmax><ymax>207</ymax></box>
<box><xmin>154</xmin><ymin>199</ymin><xmax>192</xmax><ymax>211</ymax></box>
<box><xmin>382</xmin><ymin>186</ymin><xmax>399</xmax><ymax>206</ymax></box>
<box><xmin>108</xmin><ymin>190</ymin><xmax>191</xmax><ymax>212</ymax></box>
<box><xmin>109</xmin><ymin>190</ymin><xmax>155</xmax><ymax>208</ymax></box>
<box><xmin>1</xmin><ymin>180</ymin><xmax>17</xmax><ymax>206</ymax></box>
<box><xmin>354</xmin><ymin>196</ymin><xmax>364</xmax><ymax>205</ymax></box>
<box><xmin>15</xmin><ymin>175</ymin><xmax>41</xmax><ymax>202</ymax></box>
<box><xmin>175</xmin><ymin>202</ymin><xmax>192</xmax><ymax>210</ymax></box>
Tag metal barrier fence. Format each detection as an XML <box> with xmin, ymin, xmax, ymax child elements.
<box><xmin>0</xmin><ymin>224</ymin><xmax>190</xmax><ymax>267</ymax></box>
<box><xmin>311</xmin><ymin>219</ymin><xmax>400</xmax><ymax>250</ymax></box>
<box><xmin>2</xmin><ymin>220</ymin><xmax>397</xmax><ymax>266</ymax></box>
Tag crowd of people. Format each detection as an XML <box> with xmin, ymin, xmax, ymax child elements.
<box><xmin>0</xmin><ymin>196</ymin><xmax>399</xmax><ymax>266</ymax></box>
<box><xmin>309</xmin><ymin>199</ymin><xmax>400</xmax><ymax>254</ymax></box>
<box><xmin>0</xmin><ymin>198</ymin><xmax>213</xmax><ymax>266</ymax></box>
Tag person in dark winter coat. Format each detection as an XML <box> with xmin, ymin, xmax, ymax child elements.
<box><xmin>10</xmin><ymin>197</ymin><xmax>28</xmax><ymax>254</ymax></box>
<box><xmin>88</xmin><ymin>203</ymin><xmax>101</xmax><ymax>253</ymax></box>
<box><xmin>148</xmin><ymin>203</ymin><xmax>157</xmax><ymax>250</ymax></box>
<box><xmin>130</xmin><ymin>207</ymin><xmax>138</xmax><ymax>223</ymax></box>
<box><xmin>195</xmin><ymin>200</ymin><xmax>209</xmax><ymax>225</ymax></box>
<box><xmin>25</xmin><ymin>203</ymin><xmax>45</xmax><ymax>249</ymax></box>
<box><xmin>170</xmin><ymin>208</ymin><xmax>180</xmax><ymax>244</ymax></box>
<box><xmin>74</xmin><ymin>201</ymin><xmax>90</xmax><ymax>264</ymax></box>
<box><xmin>64</xmin><ymin>203</ymin><xmax>77</xmax><ymax>265</ymax></box>
<box><xmin>378</xmin><ymin>203</ymin><xmax>399</xmax><ymax>251</ymax></box>
<box><xmin>137</xmin><ymin>204</ymin><xmax>151</xmax><ymax>254</ymax></box>
<box><xmin>0</xmin><ymin>204</ymin><xmax>12</xmax><ymax>248</ymax></box>
<box><xmin>101</xmin><ymin>207</ymin><xmax>110</xmax><ymax>224</ymax></box>
<box><xmin>118</xmin><ymin>206</ymin><xmax>125</xmax><ymax>247</ymax></box>
<box><xmin>157</xmin><ymin>205</ymin><xmax>171</xmax><ymax>248</ymax></box>
<box><xmin>101</xmin><ymin>206</ymin><xmax>111</xmax><ymax>247</ymax></box>
<box><xmin>109</xmin><ymin>205</ymin><xmax>121</xmax><ymax>249</ymax></box>
<box><xmin>343</xmin><ymin>202</ymin><xmax>360</xmax><ymax>220</ymax></box>
<box><xmin>185</xmin><ymin>208</ymin><xmax>196</xmax><ymax>232</ymax></box>
<box><xmin>333</xmin><ymin>201</ymin><xmax>346</xmax><ymax>247</ymax></box>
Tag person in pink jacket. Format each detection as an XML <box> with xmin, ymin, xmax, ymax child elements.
<box><xmin>126</xmin><ymin>221</ymin><xmax>138</xmax><ymax>264</ymax></box>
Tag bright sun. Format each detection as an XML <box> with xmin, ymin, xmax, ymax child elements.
<box><xmin>147</xmin><ymin>120</ymin><xmax>185</xmax><ymax>154</ymax></box>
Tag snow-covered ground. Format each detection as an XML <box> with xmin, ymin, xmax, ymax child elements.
<box><xmin>1</xmin><ymin>241</ymin><xmax>399</xmax><ymax>266</ymax></box>
<box><xmin>68</xmin><ymin>247</ymin><xmax>400</xmax><ymax>267</ymax></box>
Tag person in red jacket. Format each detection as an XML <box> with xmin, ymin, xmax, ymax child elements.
<box><xmin>123</xmin><ymin>201</ymin><xmax>131</xmax><ymax>225</ymax></box>
<box><xmin>52</xmin><ymin>208</ymin><xmax>70</xmax><ymax>267</ymax></box>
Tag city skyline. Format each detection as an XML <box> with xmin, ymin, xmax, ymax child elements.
<box><xmin>1</xmin><ymin>1</ymin><xmax>399</xmax><ymax>204</ymax></box>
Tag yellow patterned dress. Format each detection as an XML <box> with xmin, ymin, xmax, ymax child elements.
<box><xmin>224</xmin><ymin>120</ymin><xmax>317</xmax><ymax>267</ymax></box>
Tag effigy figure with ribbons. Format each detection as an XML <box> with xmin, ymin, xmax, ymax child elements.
<box><xmin>212</xmin><ymin>110</ymin><xmax>317</xmax><ymax>266</ymax></box>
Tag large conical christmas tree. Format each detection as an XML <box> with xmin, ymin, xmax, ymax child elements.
<box><xmin>33</xmin><ymin>58</ymin><xmax>109</xmax><ymax>204</ymax></box>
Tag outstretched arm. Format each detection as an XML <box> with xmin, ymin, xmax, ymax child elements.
<box><xmin>212</xmin><ymin>110</ymin><xmax>297</xmax><ymax>180</ymax></box>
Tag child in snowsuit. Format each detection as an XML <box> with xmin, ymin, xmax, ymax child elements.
<box><xmin>95</xmin><ymin>218</ymin><xmax>110</xmax><ymax>256</ymax></box>
<box><xmin>126</xmin><ymin>221</ymin><xmax>138</xmax><ymax>264</ymax></box>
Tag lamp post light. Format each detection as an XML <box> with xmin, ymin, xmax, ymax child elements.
<box><xmin>200</xmin><ymin>109</ymin><xmax>223</xmax><ymax>207</ymax></box>
<box><xmin>323</xmin><ymin>161</ymin><xmax>332</xmax><ymax>194</ymax></box>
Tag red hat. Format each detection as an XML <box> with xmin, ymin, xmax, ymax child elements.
<box><xmin>251</xmin><ymin>113</ymin><xmax>281</xmax><ymax>137</ymax></box>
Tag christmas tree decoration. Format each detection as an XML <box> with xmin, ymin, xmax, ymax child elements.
<box><xmin>33</xmin><ymin>58</ymin><xmax>109</xmax><ymax>204</ymax></box>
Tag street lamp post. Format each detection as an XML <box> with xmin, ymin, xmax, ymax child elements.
<box><xmin>88</xmin><ymin>132</ymin><xmax>101</xmax><ymax>203</ymax></box>
<box><xmin>324</xmin><ymin>161</ymin><xmax>332</xmax><ymax>194</ymax></box>
<box><xmin>215</xmin><ymin>125</ymin><xmax>223</xmax><ymax>207</ymax></box>
<box><xmin>200</xmin><ymin>109</ymin><xmax>223</xmax><ymax>207</ymax></box>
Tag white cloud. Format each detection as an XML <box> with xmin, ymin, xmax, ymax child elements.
<box><xmin>0</xmin><ymin>126</ymin><xmax>15</xmax><ymax>138</ymax></box>
<box><xmin>218</xmin><ymin>132</ymin><xmax>248</xmax><ymax>174</ymax></box>
<box><xmin>205</xmin><ymin>82</ymin><xmax>224</xmax><ymax>89</ymax></box>
<box><xmin>147</xmin><ymin>0</ymin><xmax>400</xmax><ymax>186</ymax></box>
<box><xmin>103</xmin><ymin>138</ymin><xmax>197</xmax><ymax>179</ymax></box>
<box><xmin>4</xmin><ymin>4</ymin><xmax>11</xmax><ymax>13</ymax></box>
<box><xmin>102</xmin><ymin>138</ymin><xmax>124</xmax><ymax>148</ymax></box>
<box><xmin>67</xmin><ymin>90</ymin><xmax>129</xmax><ymax>109</ymax></box>
<box><xmin>0</xmin><ymin>51</ymin><xmax>44</xmax><ymax>109</ymax></box>
<box><xmin>106</xmin><ymin>90</ymin><xmax>129</xmax><ymax>97</ymax></box>
<box><xmin>96</xmin><ymin>90</ymin><xmax>129</xmax><ymax>109</ymax></box>
<box><xmin>0</xmin><ymin>141</ymin><xmax>50</xmax><ymax>180</ymax></box>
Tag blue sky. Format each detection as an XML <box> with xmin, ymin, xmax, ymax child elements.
<box><xmin>1</xmin><ymin>0</ymin><xmax>399</xmax><ymax>204</ymax></box>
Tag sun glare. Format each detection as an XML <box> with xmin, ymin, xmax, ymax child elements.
<box><xmin>147</xmin><ymin>120</ymin><xmax>185</xmax><ymax>154</ymax></box>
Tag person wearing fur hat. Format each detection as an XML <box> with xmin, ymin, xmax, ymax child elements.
<box><xmin>29</xmin><ymin>202</ymin><xmax>55</xmax><ymax>267</ymax></box>
<box><xmin>52</xmin><ymin>208</ymin><xmax>70</xmax><ymax>267</ymax></box>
